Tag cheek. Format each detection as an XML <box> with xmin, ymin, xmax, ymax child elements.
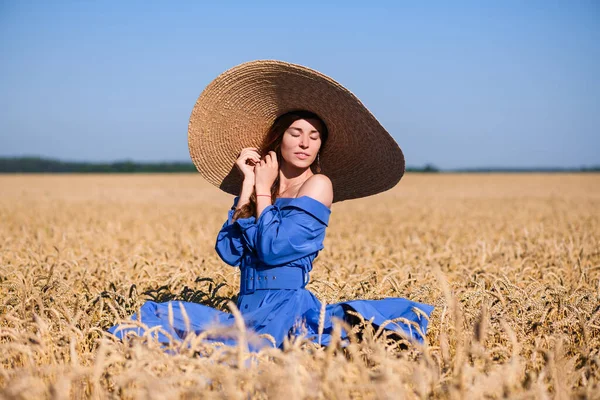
<box><xmin>279</xmin><ymin>139</ymin><xmax>295</xmax><ymax>161</ymax></box>
<box><xmin>280</xmin><ymin>137</ymin><xmax>295</xmax><ymax>153</ymax></box>
<box><xmin>312</xmin><ymin>140</ymin><xmax>322</xmax><ymax>152</ymax></box>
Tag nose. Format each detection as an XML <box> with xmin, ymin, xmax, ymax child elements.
<box><xmin>299</xmin><ymin>135</ymin><xmax>309</xmax><ymax>149</ymax></box>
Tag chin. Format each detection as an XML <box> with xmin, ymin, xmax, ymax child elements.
<box><xmin>283</xmin><ymin>157</ymin><xmax>313</xmax><ymax>170</ymax></box>
<box><xmin>293</xmin><ymin>160</ymin><xmax>313</xmax><ymax>170</ymax></box>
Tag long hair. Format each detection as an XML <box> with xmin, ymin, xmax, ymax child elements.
<box><xmin>232</xmin><ymin>110</ymin><xmax>329</xmax><ymax>220</ymax></box>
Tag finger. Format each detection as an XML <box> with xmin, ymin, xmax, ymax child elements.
<box><xmin>243</xmin><ymin>150</ymin><xmax>261</xmax><ymax>163</ymax></box>
<box><xmin>241</xmin><ymin>148</ymin><xmax>259</xmax><ymax>156</ymax></box>
<box><xmin>248</xmin><ymin>148</ymin><xmax>260</xmax><ymax>159</ymax></box>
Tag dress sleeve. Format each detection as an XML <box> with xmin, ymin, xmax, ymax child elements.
<box><xmin>255</xmin><ymin>196</ymin><xmax>331</xmax><ymax>266</ymax></box>
<box><xmin>214</xmin><ymin>197</ymin><xmax>257</xmax><ymax>266</ymax></box>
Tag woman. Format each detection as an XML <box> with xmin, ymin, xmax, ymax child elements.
<box><xmin>108</xmin><ymin>60</ymin><xmax>434</xmax><ymax>350</ymax></box>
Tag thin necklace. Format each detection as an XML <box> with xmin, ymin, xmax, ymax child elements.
<box><xmin>279</xmin><ymin>180</ymin><xmax>305</xmax><ymax>197</ymax></box>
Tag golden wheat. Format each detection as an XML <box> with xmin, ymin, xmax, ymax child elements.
<box><xmin>0</xmin><ymin>173</ymin><xmax>598</xmax><ymax>399</ymax></box>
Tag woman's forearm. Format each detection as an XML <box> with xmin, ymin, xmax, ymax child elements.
<box><xmin>236</xmin><ymin>178</ymin><xmax>255</xmax><ymax>210</ymax></box>
<box><xmin>255</xmin><ymin>196</ymin><xmax>272</xmax><ymax>219</ymax></box>
<box><xmin>255</xmin><ymin>182</ymin><xmax>273</xmax><ymax>218</ymax></box>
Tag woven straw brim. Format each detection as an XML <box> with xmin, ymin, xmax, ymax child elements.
<box><xmin>188</xmin><ymin>60</ymin><xmax>405</xmax><ymax>203</ymax></box>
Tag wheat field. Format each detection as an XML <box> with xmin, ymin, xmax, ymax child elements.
<box><xmin>0</xmin><ymin>173</ymin><xmax>598</xmax><ymax>399</ymax></box>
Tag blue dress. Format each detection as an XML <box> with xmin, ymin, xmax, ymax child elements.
<box><xmin>108</xmin><ymin>196</ymin><xmax>434</xmax><ymax>350</ymax></box>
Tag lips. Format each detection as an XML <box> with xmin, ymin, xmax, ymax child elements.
<box><xmin>295</xmin><ymin>152</ymin><xmax>310</xmax><ymax>160</ymax></box>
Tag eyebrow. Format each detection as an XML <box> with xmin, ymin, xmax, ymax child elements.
<box><xmin>289</xmin><ymin>127</ymin><xmax>320</xmax><ymax>134</ymax></box>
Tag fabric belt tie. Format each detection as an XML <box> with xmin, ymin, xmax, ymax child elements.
<box><xmin>240</xmin><ymin>265</ymin><xmax>308</xmax><ymax>295</ymax></box>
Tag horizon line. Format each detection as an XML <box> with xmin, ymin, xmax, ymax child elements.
<box><xmin>0</xmin><ymin>155</ymin><xmax>598</xmax><ymax>172</ymax></box>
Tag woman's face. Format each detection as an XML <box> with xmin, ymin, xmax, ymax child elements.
<box><xmin>279</xmin><ymin>118</ymin><xmax>323</xmax><ymax>170</ymax></box>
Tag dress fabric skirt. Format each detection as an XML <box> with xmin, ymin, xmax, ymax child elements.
<box><xmin>108</xmin><ymin>196</ymin><xmax>434</xmax><ymax>350</ymax></box>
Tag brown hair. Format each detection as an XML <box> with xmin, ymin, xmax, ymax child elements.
<box><xmin>232</xmin><ymin>110</ymin><xmax>329</xmax><ymax>220</ymax></box>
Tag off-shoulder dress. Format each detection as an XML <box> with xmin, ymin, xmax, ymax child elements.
<box><xmin>108</xmin><ymin>196</ymin><xmax>434</xmax><ymax>349</ymax></box>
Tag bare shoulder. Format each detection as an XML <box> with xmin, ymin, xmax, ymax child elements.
<box><xmin>297</xmin><ymin>174</ymin><xmax>333</xmax><ymax>208</ymax></box>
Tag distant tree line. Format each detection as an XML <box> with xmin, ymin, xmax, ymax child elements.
<box><xmin>0</xmin><ymin>157</ymin><xmax>197</xmax><ymax>173</ymax></box>
<box><xmin>444</xmin><ymin>166</ymin><xmax>600</xmax><ymax>173</ymax></box>
<box><xmin>0</xmin><ymin>157</ymin><xmax>597</xmax><ymax>173</ymax></box>
<box><xmin>0</xmin><ymin>157</ymin><xmax>442</xmax><ymax>173</ymax></box>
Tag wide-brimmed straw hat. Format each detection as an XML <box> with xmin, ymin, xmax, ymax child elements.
<box><xmin>188</xmin><ymin>60</ymin><xmax>405</xmax><ymax>203</ymax></box>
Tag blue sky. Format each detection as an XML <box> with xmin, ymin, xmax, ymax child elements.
<box><xmin>1</xmin><ymin>1</ymin><xmax>598</xmax><ymax>169</ymax></box>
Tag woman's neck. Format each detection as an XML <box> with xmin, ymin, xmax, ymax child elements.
<box><xmin>278</xmin><ymin>163</ymin><xmax>313</xmax><ymax>197</ymax></box>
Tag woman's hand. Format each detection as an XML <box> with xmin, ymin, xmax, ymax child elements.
<box><xmin>235</xmin><ymin>147</ymin><xmax>261</xmax><ymax>180</ymax></box>
<box><xmin>254</xmin><ymin>151</ymin><xmax>278</xmax><ymax>194</ymax></box>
